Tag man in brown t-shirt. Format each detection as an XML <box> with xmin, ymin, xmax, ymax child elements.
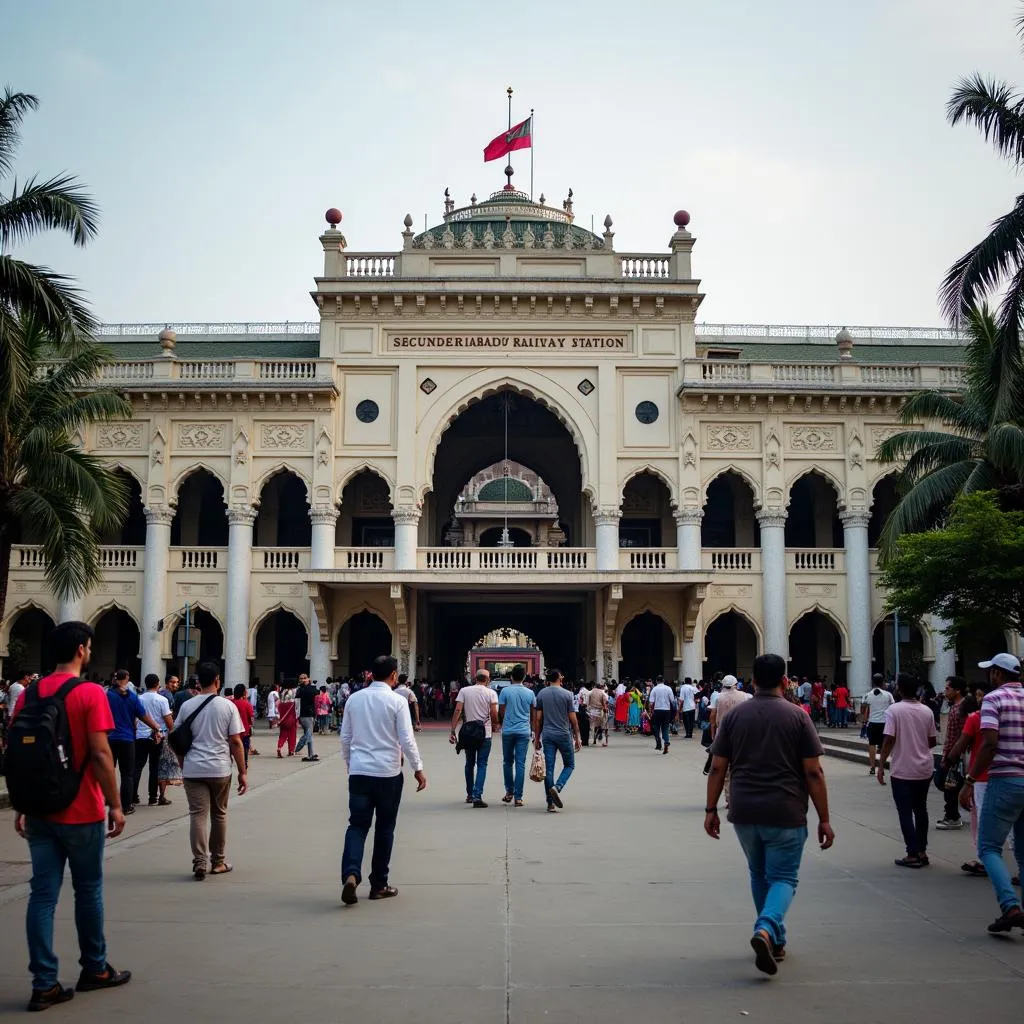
<box><xmin>705</xmin><ymin>653</ymin><xmax>834</xmax><ymax>977</ymax></box>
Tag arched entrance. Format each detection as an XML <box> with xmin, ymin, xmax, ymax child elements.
<box><xmin>338</xmin><ymin>611</ymin><xmax>393</xmax><ymax>678</ymax></box>
<box><xmin>171</xmin><ymin>468</ymin><xmax>228</xmax><ymax>547</ymax></box>
<box><xmin>872</xmin><ymin>617</ymin><xmax>925</xmax><ymax>681</ymax></box>
<box><xmin>702</xmin><ymin>471</ymin><xmax>760</xmax><ymax>548</ymax></box>
<box><xmin>703</xmin><ymin>610</ymin><xmax>759</xmax><ymax>680</ymax></box>
<box><xmin>620</xmin><ymin>611</ymin><xmax>672</xmax><ymax>680</ymax></box>
<box><xmin>172</xmin><ymin>608</ymin><xmax>225</xmax><ymax>680</ymax></box>
<box><xmin>478</xmin><ymin>526</ymin><xmax>533</xmax><ymax>547</ymax></box>
<box><xmin>337</xmin><ymin>470</ymin><xmax>393</xmax><ymax>547</ymax></box>
<box><xmin>788</xmin><ymin>610</ymin><xmax>845</xmax><ymax>684</ymax></box>
<box><xmin>254</xmin><ymin>470</ymin><xmax>312</xmax><ymax>547</ymax></box>
<box><xmin>100</xmin><ymin>469</ymin><xmax>147</xmax><ymax>545</ymax></box>
<box><xmin>5</xmin><ymin>607</ymin><xmax>55</xmax><ymax>676</ymax></box>
<box><xmin>469</xmin><ymin>627</ymin><xmax>543</xmax><ymax>679</ymax></box>
<box><xmin>620</xmin><ymin>472</ymin><xmax>674</xmax><ymax>548</ymax></box>
<box><xmin>868</xmin><ymin>474</ymin><xmax>900</xmax><ymax>548</ymax></box>
<box><xmin>252</xmin><ymin>609</ymin><xmax>309</xmax><ymax>685</ymax></box>
<box><xmin>91</xmin><ymin>607</ymin><xmax>141</xmax><ymax>683</ymax></box>
<box><xmin>786</xmin><ymin>472</ymin><xmax>842</xmax><ymax>548</ymax></box>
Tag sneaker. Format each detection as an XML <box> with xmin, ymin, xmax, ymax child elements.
<box><xmin>75</xmin><ymin>963</ymin><xmax>131</xmax><ymax>992</ymax></box>
<box><xmin>772</xmin><ymin>944</ymin><xmax>786</xmax><ymax>963</ymax></box>
<box><xmin>27</xmin><ymin>984</ymin><xmax>74</xmax><ymax>1012</ymax></box>
<box><xmin>368</xmin><ymin>885</ymin><xmax>399</xmax><ymax>900</ymax></box>
<box><xmin>935</xmin><ymin>819</ymin><xmax>964</xmax><ymax>830</ymax></box>
<box><xmin>548</xmin><ymin>786</ymin><xmax>563</xmax><ymax>809</ymax></box>
<box><xmin>987</xmin><ymin>906</ymin><xmax>1024</xmax><ymax>933</ymax></box>
<box><xmin>868</xmin><ymin>767</ymin><xmax>875</xmax><ymax>776</ymax></box>
<box><xmin>465</xmin><ymin>795</ymin><xmax>473</xmax><ymax>804</ymax></box>
<box><xmin>472</xmin><ymin>799</ymin><xmax>488</xmax><ymax>808</ymax></box>
<box><xmin>750</xmin><ymin>930</ymin><xmax>778</xmax><ymax>976</ymax></box>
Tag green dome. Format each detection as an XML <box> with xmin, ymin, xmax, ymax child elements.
<box><xmin>478</xmin><ymin>478</ymin><xmax>534</xmax><ymax>502</ymax></box>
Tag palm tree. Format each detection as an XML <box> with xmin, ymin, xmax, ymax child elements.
<box><xmin>876</xmin><ymin>306</ymin><xmax>1024</xmax><ymax>556</ymax></box>
<box><xmin>1</xmin><ymin>87</ymin><xmax>100</xmax><ymax>400</ymax></box>
<box><xmin>0</xmin><ymin>314</ymin><xmax>130</xmax><ymax>629</ymax></box>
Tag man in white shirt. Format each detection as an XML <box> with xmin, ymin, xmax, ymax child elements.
<box><xmin>134</xmin><ymin>673</ymin><xmax>173</xmax><ymax>807</ymax></box>
<box><xmin>450</xmin><ymin>669</ymin><xmax>499</xmax><ymax>807</ymax></box>
<box><xmin>576</xmin><ymin>683</ymin><xmax>591</xmax><ymax>746</ymax></box>
<box><xmin>861</xmin><ymin>674</ymin><xmax>895</xmax><ymax>777</ymax></box>
<box><xmin>678</xmin><ymin>677</ymin><xmax>698</xmax><ymax>738</ymax></box>
<box><xmin>394</xmin><ymin>673</ymin><xmax>420</xmax><ymax>731</ymax></box>
<box><xmin>649</xmin><ymin>679</ymin><xmax>676</xmax><ymax>754</ymax></box>
<box><xmin>341</xmin><ymin>655</ymin><xmax>426</xmax><ymax>905</ymax></box>
<box><xmin>6</xmin><ymin>670</ymin><xmax>29</xmax><ymax>717</ymax></box>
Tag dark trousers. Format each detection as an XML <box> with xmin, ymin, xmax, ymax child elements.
<box><xmin>682</xmin><ymin>709</ymin><xmax>696</xmax><ymax>738</ymax></box>
<box><xmin>342</xmin><ymin>774</ymin><xmax>404</xmax><ymax>892</ymax></box>
<box><xmin>933</xmin><ymin>761</ymin><xmax>963</xmax><ymax>822</ymax></box>
<box><xmin>891</xmin><ymin>776</ymin><xmax>931</xmax><ymax>856</ymax></box>
<box><xmin>652</xmin><ymin>710</ymin><xmax>672</xmax><ymax>749</ymax></box>
<box><xmin>579</xmin><ymin>711</ymin><xmax>590</xmax><ymax>746</ymax></box>
<box><xmin>132</xmin><ymin>738</ymin><xmax>160</xmax><ymax>804</ymax></box>
<box><xmin>108</xmin><ymin>738</ymin><xmax>135</xmax><ymax>810</ymax></box>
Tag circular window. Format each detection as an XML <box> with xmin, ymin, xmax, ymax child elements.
<box><xmin>635</xmin><ymin>401</ymin><xmax>659</xmax><ymax>424</ymax></box>
<box><xmin>355</xmin><ymin>399</ymin><xmax>379</xmax><ymax>424</ymax></box>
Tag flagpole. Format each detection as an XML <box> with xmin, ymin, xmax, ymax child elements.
<box><xmin>506</xmin><ymin>86</ymin><xmax>513</xmax><ymax>190</ymax></box>
<box><xmin>530</xmin><ymin>107</ymin><xmax>534</xmax><ymax>199</ymax></box>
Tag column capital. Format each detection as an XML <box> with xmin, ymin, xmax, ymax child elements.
<box><xmin>840</xmin><ymin>509</ymin><xmax>871</xmax><ymax>529</ymax></box>
<box><xmin>309</xmin><ymin>503</ymin><xmax>339</xmax><ymax>526</ymax></box>
<box><xmin>228</xmin><ymin>505</ymin><xmax>257</xmax><ymax>526</ymax></box>
<box><xmin>593</xmin><ymin>506</ymin><xmax>621</xmax><ymax>526</ymax></box>
<box><xmin>755</xmin><ymin>508</ymin><xmax>787</xmax><ymax>529</ymax></box>
<box><xmin>674</xmin><ymin>507</ymin><xmax>703</xmax><ymax>527</ymax></box>
<box><xmin>144</xmin><ymin>504</ymin><xmax>175</xmax><ymax>527</ymax></box>
<box><xmin>392</xmin><ymin>506</ymin><xmax>421</xmax><ymax>526</ymax></box>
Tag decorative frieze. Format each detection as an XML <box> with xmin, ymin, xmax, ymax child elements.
<box><xmin>95</xmin><ymin>423</ymin><xmax>145</xmax><ymax>450</ymax></box>
<box><xmin>794</xmin><ymin>583</ymin><xmax>838</xmax><ymax>597</ymax></box>
<box><xmin>259</xmin><ymin>422</ymin><xmax>310</xmax><ymax>450</ymax></box>
<box><xmin>176</xmin><ymin>422</ymin><xmax>227</xmax><ymax>449</ymax></box>
<box><xmin>176</xmin><ymin>583</ymin><xmax>220</xmax><ymax>596</ymax></box>
<box><xmin>709</xmin><ymin>584</ymin><xmax>753</xmax><ymax>597</ymax></box>
<box><xmin>869</xmin><ymin>424</ymin><xmax>916</xmax><ymax>452</ymax></box>
<box><xmin>704</xmin><ymin>424</ymin><xmax>754</xmax><ymax>452</ymax></box>
<box><xmin>789</xmin><ymin>425</ymin><xmax>838</xmax><ymax>452</ymax></box>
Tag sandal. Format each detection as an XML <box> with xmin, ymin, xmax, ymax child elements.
<box><xmin>158</xmin><ymin>797</ymin><xmax>172</xmax><ymax>806</ymax></box>
<box><xmin>894</xmin><ymin>856</ymin><xmax>923</xmax><ymax>868</ymax></box>
<box><xmin>961</xmin><ymin>861</ymin><xmax>987</xmax><ymax>876</ymax></box>
<box><xmin>368</xmin><ymin>885</ymin><xmax>398</xmax><ymax>900</ymax></box>
<box><xmin>502</xmin><ymin>792</ymin><xmax>513</xmax><ymax>803</ymax></box>
<box><xmin>514</xmin><ymin>800</ymin><xmax>524</xmax><ymax>807</ymax></box>
<box><xmin>210</xmin><ymin>863</ymin><xmax>233</xmax><ymax>875</ymax></box>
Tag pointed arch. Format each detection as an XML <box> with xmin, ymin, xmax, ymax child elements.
<box><xmin>702</xmin><ymin>605</ymin><xmax>763</xmax><ymax>655</ymax></box>
<box><xmin>109</xmin><ymin>462</ymin><xmax>145</xmax><ymax>487</ymax></box>
<box><xmin>253</xmin><ymin>462</ymin><xmax>312</xmax><ymax>501</ymax></box>
<box><xmin>619</xmin><ymin>464</ymin><xmax>678</xmax><ymax>506</ymax></box>
<box><xmin>868</xmin><ymin>466</ymin><xmax>902</xmax><ymax>495</ymax></box>
<box><xmin>0</xmin><ymin>600</ymin><xmax>56</xmax><ymax>656</ymax></box>
<box><xmin>89</xmin><ymin>600</ymin><xmax>141</xmax><ymax>631</ymax></box>
<box><xmin>247</xmin><ymin>602</ymin><xmax>309</xmax><ymax>660</ymax></box>
<box><xmin>616</xmin><ymin>603</ymin><xmax>680</xmax><ymax>661</ymax></box>
<box><xmin>788</xmin><ymin>603</ymin><xmax>849</xmax><ymax>659</ymax></box>
<box><xmin>701</xmin><ymin>464</ymin><xmax>763</xmax><ymax>506</ymax></box>
<box><xmin>785</xmin><ymin>465</ymin><xmax>844</xmax><ymax>504</ymax></box>
<box><xmin>417</xmin><ymin>371</ymin><xmax>596</xmax><ymax>503</ymax></box>
<box><xmin>159</xmin><ymin>602</ymin><xmax>226</xmax><ymax>661</ymax></box>
<box><xmin>336</xmin><ymin>462</ymin><xmax>395</xmax><ymax>505</ymax></box>
<box><xmin>333</xmin><ymin>601</ymin><xmax>396</xmax><ymax>659</ymax></box>
<box><xmin>170</xmin><ymin>462</ymin><xmax>229</xmax><ymax>502</ymax></box>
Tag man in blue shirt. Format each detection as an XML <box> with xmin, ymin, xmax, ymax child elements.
<box><xmin>106</xmin><ymin>670</ymin><xmax>163</xmax><ymax>815</ymax></box>
<box><xmin>498</xmin><ymin>665</ymin><xmax>537</xmax><ymax>807</ymax></box>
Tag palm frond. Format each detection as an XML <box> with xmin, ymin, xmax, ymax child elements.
<box><xmin>947</xmin><ymin>74</ymin><xmax>1024</xmax><ymax>164</ymax></box>
<box><xmin>986</xmin><ymin>422</ymin><xmax>1024</xmax><ymax>478</ymax></box>
<box><xmin>876</xmin><ymin>429</ymin><xmax>975</xmax><ymax>465</ymax></box>
<box><xmin>0</xmin><ymin>255</ymin><xmax>98</xmax><ymax>341</ymax></box>
<box><xmin>0</xmin><ymin>174</ymin><xmax>99</xmax><ymax>248</ymax></box>
<box><xmin>0</xmin><ymin>89</ymin><xmax>38</xmax><ymax>178</ymax></box>
<box><xmin>897</xmin><ymin>391</ymin><xmax>982</xmax><ymax>434</ymax></box>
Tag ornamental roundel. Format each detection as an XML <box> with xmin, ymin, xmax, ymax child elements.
<box><xmin>635</xmin><ymin>400</ymin><xmax>659</xmax><ymax>424</ymax></box>
<box><xmin>355</xmin><ymin>399</ymin><xmax>380</xmax><ymax>424</ymax></box>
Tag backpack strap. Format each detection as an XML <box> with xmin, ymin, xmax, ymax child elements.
<box><xmin>54</xmin><ymin>678</ymin><xmax>84</xmax><ymax>701</ymax></box>
<box><xmin>182</xmin><ymin>694</ymin><xmax>217</xmax><ymax>730</ymax></box>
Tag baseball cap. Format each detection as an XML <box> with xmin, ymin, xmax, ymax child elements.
<box><xmin>721</xmin><ymin>674</ymin><xmax>738</xmax><ymax>689</ymax></box>
<box><xmin>978</xmin><ymin>653</ymin><xmax>1020</xmax><ymax>674</ymax></box>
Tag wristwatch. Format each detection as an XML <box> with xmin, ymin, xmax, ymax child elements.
<box><xmin>705</xmin><ymin>807</ymin><xmax>718</xmax><ymax>814</ymax></box>
<box><xmin>964</xmin><ymin>775</ymin><xmax>976</xmax><ymax>785</ymax></box>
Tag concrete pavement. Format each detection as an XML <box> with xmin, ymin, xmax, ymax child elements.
<box><xmin>0</xmin><ymin>726</ymin><xmax>1021</xmax><ymax>1022</ymax></box>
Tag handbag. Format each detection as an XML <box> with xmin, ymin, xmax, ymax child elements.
<box><xmin>529</xmin><ymin>745</ymin><xmax>546</xmax><ymax>783</ymax></box>
<box><xmin>944</xmin><ymin>760</ymin><xmax>965</xmax><ymax>791</ymax></box>
<box><xmin>168</xmin><ymin>695</ymin><xmax>217</xmax><ymax>757</ymax></box>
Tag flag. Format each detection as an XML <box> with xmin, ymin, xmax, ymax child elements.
<box><xmin>484</xmin><ymin>116</ymin><xmax>532</xmax><ymax>162</ymax></box>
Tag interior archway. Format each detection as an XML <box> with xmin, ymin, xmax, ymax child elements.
<box><xmin>478</xmin><ymin>526</ymin><xmax>533</xmax><ymax>548</ymax></box>
<box><xmin>172</xmin><ymin>608</ymin><xmax>225</xmax><ymax>680</ymax></box>
<box><xmin>788</xmin><ymin>610</ymin><xmax>845</xmax><ymax>684</ymax></box>
<box><xmin>702</xmin><ymin>471</ymin><xmax>761</xmax><ymax>548</ymax></box>
<box><xmin>336</xmin><ymin>470</ymin><xmax>393</xmax><ymax>547</ymax></box>
<box><xmin>171</xmin><ymin>469</ymin><xmax>228</xmax><ymax>547</ymax></box>
<box><xmin>871</xmin><ymin>616</ymin><xmax>925</xmax><ymax>681</ymax></box>
<box><xmin>91</xmin><ymin>607</ymin><xmax>141</xmax><ymax>683</ymax></box>
<box><xmin>469</xmin><ymin>627</ymin><xmax>543</xmax><ymax>679</ymax></box>
<box><xmin>620</xmin><ymin>472</ymin><xmax>674</xmax><ymax>548</ymax></box>
<box><xmin>100</xmin><ymin>469</ymin><xmax>147</xmax><ymax>546</ymax></box>
<box><xmin>252</xmin><ymin>609</ymin><xmax>309</xmax><ymax>685</ymax></box>
<box><xmin>703</xmin><ymin>610</ymin><xmax>759</xmax><ymax>680</ymax></box>
<box><xmin>254</xmin><ymin>470</ymin><xmax>311</xmax><ymax>547</ymax></box>
<box><xmin>785</xmin><ymin>472</ymin><xmax>842</xmax><ymax>548</ymax></box>
<box><xmin>868</xmin><ymin>474</ymin><xmax>900</xmax><ymax>548</ymax></box>
<box><xmin>5</xmin><ymin>606</ymin><xmax>55</xmax><ymax>676</ymax></box>
<box><xmin>619</xmin><ymin>611</ymin><xmax>672</xmax><ymax>680</ymax></box>
<box><xmin>337</xmin><ymin>610</ymin><xmax>393</xmax><ymax>678</ymax></box>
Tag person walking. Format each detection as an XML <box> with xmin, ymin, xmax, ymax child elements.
<box><xmin>648</xmin><ymin>678</ymin><xmax>675</xmax><ymax>754</ymax></box>
<box><xmin>294</xmin><ymin>673</ymin><xmax>319</xmax><ymax>762</ymax></box>
<box><xmin>9</xmin><ymin>621</ymin><xmax>132</xmax><ymax>1011</ymax></box>
<box><xmin>877</xmin><ymin>674</ymin><xmax>937</xmax><ymax>868</ymax></box>
<box><xmin>860</xmin><ymin>675</ymin><xmax>894</xmax><ymax>777</ymax></box>
<box><xmin>935</xmin><ymin>676</ymin><xmax>969</xmax><ymax>830</ymax></box>
<box><xmin>106</xmin><ymin>668</ymin><xmax>163</xmax><ymax>815</ymax></box>
<box><xmin>678</xmin><ymin>677</ymin><xmax>697</xmax><ymax>738</ymax></box>
<box><xmin>450</xmin><ymin>669</ymin><xmax>499</xmax><ymax>807</ymax></box>
<box><xmin>588</xmin><ymin>682</ymin><xmax>610</xmax><ymax>746</ymax></box>
<box><xmin>276</xmin><ymin>686</ymin><xmax>297</xmax><ymax>757</ymax></box>
<box><xmin>134</xmin><ymin>674</ymin><xmax>174</xmax><ymax>808</ymax></box>
<box><xmin>703</xmin><ymin>675</ymin><xmax>751</xmax><ymax>776</ymax></box>
<box><xmin>962</xmin><ymin>653</ymin><xmax>1024</xmax><ymax>933</ymax></box>
<box><xmin>266</xmin><ymin>683</ymin><xmax>280</xmax><ymax>730</ymax></box>
<box><xmin>340</xmin><ymin>655</ymin><xmax>426</xmax><ymax>905</ymax></box>
<box><xmin>499</xmin><ymin>664</ymin><xmax>536</xmax><ymax>806</ymax></box>
<box><xmin>535</xmin><ymin>668</ymin><xmax>582</xmax><ymax>812</ymax></box>
<box><xmin>704</xmin><ymin>653</ymin><xmax>833</xmax><ymax>976</ymax></box>
<box><xmin>394</xmin><ymin>673</ymin><xmax>420</xmax><ymax>731</ymax></box>
<box><xmin>230</xmin><ymin>684</ymin><xmax>256</xmax><ymax>766</ymax></box>
<box><xmin>172</xmin><ymin>676</ymin><xmax>199</xmax><ymax>715</ymax></box>
<box><xmin>173</xmin><ymin>662</ymin><xmax>248</xmax><ymax>880</ymax></box>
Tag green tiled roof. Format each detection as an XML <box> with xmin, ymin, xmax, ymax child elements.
<box><xmin>96</xmin><ymin>335</ymin><xmax>320</xmax><ymax>359</ymax></box>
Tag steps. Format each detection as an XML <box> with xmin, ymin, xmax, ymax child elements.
<box><xmin>818</xmin><ymin>729</ymin><xmax>885</xmax><ymax>768</ymax></box>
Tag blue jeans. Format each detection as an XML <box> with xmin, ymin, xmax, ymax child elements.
<box><xmin>464</xmin><ymin>738</ymin><xmax>492</xmax><ymax>800</ymax></box>
<box><xmin>652</xmin><ymin>710</ymin><xmax>672</xmax><ymax>749</ymax></box>
<box><xmin>502</xmin><ymin>733</ymin><xmax>530</xmax><ymax>800</ymax></box>
<box><xmin>733</xmin><ymin>824</ymin><xmax>808</xmax><ymax>947</ymax></box>
<box><xmin>25</xmin><ymin>818</ymin><xmax>107</xmax><ymax>990</ymax></box>
<box><xmin>977</xmin><ymin>775</ymin><xmax>1024</xmax><ymax>913</ymax></box>
<box><xmin>342</xmin><ymin>774</ymin><xmax>404</xmax><ymax>891</ymax></box>
<box><xmin>295</xmin><ymin>716</ymin><xmax>315</xmax><ymax>757</ymax></box>
<box><xmin>543</xmin><ymin>733</ymin><xmax>575</xmax><ymax>803</ymax></box>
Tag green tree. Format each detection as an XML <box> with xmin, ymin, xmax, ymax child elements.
<box><xmin>878</xmin><ymin>492</ymin><xmax>1024</xmax><ymax>649</ymax></box>
<box><xmin>876</xmin><ymin>306</ymin><xmax>1024</xmax><ymax>553</ymax></box>
<box><xmin>1</xmin><ymin>87</ymin><xmax>100</xmax><ymax>396</ymax></box>
<box><xmin>0</xmin><ymin>315</ymin><xmax>130</xmax><ymax>629</ymax></box>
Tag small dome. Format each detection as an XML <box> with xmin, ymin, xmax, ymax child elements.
<box><xmin>158</xmin><ymin>328</ymin><xmax>176</xmax><ymax>350</ymax></box>
<box><xmin>325</xmin><ymin>208</ymin><xmax>343</xmax><ymax>226</ymax></box>
<box><xmin>478</xmin><ymin>478</ymin><xmax>534</xmax><ymax>503</ymax></box>
<box><xmin>673</xmin><ymin>210</ymin><xmax>691</xmax><ymax>228</ymax></box>
<box><xmin>835</xmin><ymin>327</ymin><xmax>854</xmax><ymax>344</ymax></box>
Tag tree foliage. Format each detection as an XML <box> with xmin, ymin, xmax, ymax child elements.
<box><xmin>878</xmin><ymin>492</ymin><xmax>1024</xmax><ymax>648</ymax></box>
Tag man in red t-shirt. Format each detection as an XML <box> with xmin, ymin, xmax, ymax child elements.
<box><xmin>231</xmin><ymin>683</ymin><xmax>255</xmax><ymax>765</ymax></box>
<box><xmin>11</xmin><ymin>621</ymin><xmax>132</xmax><ymax>1011</ymax></box>
<box><xmin>834</xmin><ymin>684</ymin><xmax>851</xmax><ymax>729</ymax></box>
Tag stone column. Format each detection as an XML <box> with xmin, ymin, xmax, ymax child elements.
<box><xmin>929</xmin><ymin>615</ymin><xmax>957</xmax><ymax>688</ymax></box>
<box><xmin>140</xmin><ymin>505</ymin><xmax>173</xmax><ymax>680</ymax></box>
<box><xmin>675</xmin><ymin>508</ymin><xmax>702</xmax><ymax>570</ymax></box>
<box><xmin>757</xmin><ymin>510</ymin><xmax>788</xmax><ymax>658</ymax></box>
<box><xmin>594</xmin><ymin>510</ymin><xmax>620</xmax><ymax>572</ymax></box>
<box><xmin>309</xmin><ymin>507</ymin><xmax>338</xmax><ymax>683</ymax></box>
<box><xmin>224</xmin><ymin>506</ymin><xmax>256</xmax><ymax>688</ymax></box>
<box><xmin>56</xmin><ymin>595</ymin><xmax>84</xmax><ymax>624</ymax></box>
<box><xmin>393</xmin><ymin>507</ymin><xmax>420</xmax><ymax>571</ymax></box>
<box><xmin>842</xmin><ymin>511</ymin><xmax>872</xmax><ymax>696</ymax></box>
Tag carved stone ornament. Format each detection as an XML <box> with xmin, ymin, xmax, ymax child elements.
<box><xmin>849</xmin><ymin>451</ymin><xmax>863</xmax><ymax>469</ymax></box>
<box><xmin>96</xmin><ymin>423</ymin><xmax>144</xmax><ymax>449</ymax></box>
<box><xmin>228</xmin><ymin>505</ymin><xmax>257</xmax><ymax>526</ymax></box>
<box><xmin>177</xmin><ymin>422</ymin><xmax>227</xmax><ymax>449</ymax></box>
<box><xmin>674</xmin><ymin>508</ymin><xmax>703</xmax><ymax>526</ymax></box>
<box><xmin>705</xmin><ymin>424</ymin><xmax>753</xmax><ymax>451</ymax></box>
<box><xmin>151</xmin><ymin>448</ymin><xmax>163</xmax><ymax>465</ymax></box>
<box><xmin>593</xmin><ymin>507</ymin><xmax>621</xmax><ymax>525</ymax></box>
<box><xmin>260</xmin><ymin>423</ymin><xmax>308</xmax><ymax>449</ymax></box>
<box><xmin>790</xmin><ymin>426</ymin><xmax>837</xmax><ymax>452</ymax></box>
<box><xmin>392</xmin><ymin>506</ymin><xmax>421</xmax><ymax>525</ymax></box>
<box><xmin>794</xmin><ymin>583</ymin><xmax>838</xmax><ymax>597</ymax></box>
<box><xmin>870</xmin><ymin>424</ymin><xmax>913</xmax><ymax>451</ymax></box>
<box><xmin>318</xmin><ymin>448</ymin><xmax>329</xmax><ymax>466</ymax></box>
<box><xmin>839</xmin><ymin>510</ymin><xmax>871</xmax><ymax>529</ymax></box>
<box><xmin>755</xmin><ymin>509</ymin><xmax>788</xmax><ymax>530</ymax></box>
<box><xmin>235</xmin><ymin>448</ymin><xmax>248</xmax><ymax>464</ymax></box>
<box><xmin>310</xmin><ymin>504</ymin><xmax>339</xmax><ymax>526</ymax></box>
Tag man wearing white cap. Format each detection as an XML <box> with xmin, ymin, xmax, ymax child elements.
<box><xmin>703</xmin><ymin>675</ymin><xmax>752</xmax><ymax>778</ymax></box>
<box><xmin>962</xmin><ymin>652</ymin><xmax>1024</xmax><ymax>934</ymax></box>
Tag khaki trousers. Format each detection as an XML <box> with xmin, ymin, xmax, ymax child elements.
<box><xmin>183</xmin><ymin>776</ymin><xmax>232</xmax><ymax>870</ymax></box>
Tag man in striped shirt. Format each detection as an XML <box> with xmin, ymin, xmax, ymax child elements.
<box><xmin>963</xmin><ymin>652</ymin><xmax>1024</xmax><ymax>933</ymax></box>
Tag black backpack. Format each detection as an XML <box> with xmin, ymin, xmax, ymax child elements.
<box><xmin>455</xmin><ymin>719</ymin><xmax>486</xmax><ymax>754</ymax></box>
<box><xmin>5</xmin><ymin>678</ymin><xmax>85</xmax><ymax>817</ymax></box>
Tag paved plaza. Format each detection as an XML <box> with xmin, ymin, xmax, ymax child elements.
<box><xmin>0</xmin><ymin>729</ymin><xmax>1021</xmax><ymax>1022</ymax></box>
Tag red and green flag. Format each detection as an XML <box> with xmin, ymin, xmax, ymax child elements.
<box><xmin>484</xmin><ymin>116</ymin><xmax>532</xmax><ymax>162</ymax></box>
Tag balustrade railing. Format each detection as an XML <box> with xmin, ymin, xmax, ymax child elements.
<box><xmin>619</xmin><ymin>548</ymin><xmax>676</xmax><ymax>570</ymax></box>
<box><xmin>788</xmin><ymin>549</ymin><xmax>841</xmax><ymax>571</ymax></box>
<box><xmin>179</xmin><ymin>361</ymin><xmax>236</xmax><ymax>380</ymax></box>
<box><xmin>772</xmin><ymin>364</ymin><xmax>836</xmax><ymax>384</ymax></box>
<box><xmin>98</xmin><ymin>547</ymin><xmax>142</xmax><ymax>569</ymax></box>
<box><xmin>13</xmin><ymin>545</ymin><xmax>46</xmax><ymax>569</ymax></box>
<box><xmin>345</xmin><ymin>254</ymin><xmax>396</xmax><ymax>277</ymax></box>
<box><xmin>705</xmin><ymin>549</ymin><xmax>757</xmax><ymax>571</ymax></box>
<box><xmin>619</xmin><ymin>255</ymin><xmax>671</xmax><ymax>279</ymax></box>
<box><xmin>939</xmin><ymin>366</ymin><xmax>965</xmax><ymax>387</ymax></box>
<box><xmin>98</xmin><ymin>362</ymin><xmax>155</xmax><ymax>381</ymax></box>
<box><xmin>255</xmin><ymin>549</ymin><xmax>308</xmax><ymax>571</ymax></box>
<box><xmin>257</xmin><ymin>360</ymin><xmax>319</xmax><ymax>381</ymax></box>
<box><xmin>175</xmin><ymin>548</ymin><xmax>223</xmax><ymax>570</ymax></box>
<box><xmin>701</xmin><ymin>361</ymin><xmax>751</xmax><ymax>382</ymax></box>
<box><xmin>337</xmin><ymin>547</ymin><xmax>394</xmax><ymax>570</ymax></box>
<box><xmin>858</xmin><ymin>365</ymin><xmax>918</xmax><ymax>385</ymax></box>
<box><xmin>420</xmin><ymin>547</ymin><xmax>595</xmax><ymax>570</ymax></box>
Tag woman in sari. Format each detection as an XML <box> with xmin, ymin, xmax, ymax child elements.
<box><xmin>627</xmin><ymin>686</ymin><xmax>643</xmax><ymax>734</ymax></box>
<box><xmin>614</xmin><ymin>690</ymin><xmax>629</xmax><ymax>731</ymax></box>
<box><xmin>277</xmin><ymin>686</ymin><xmax>298</xmax><ymax>757</ymax></box>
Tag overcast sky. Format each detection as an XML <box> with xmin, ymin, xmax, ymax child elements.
<box><xmin>5</xmin><ymin>0</ymin><xmax>1024</xmax><ymax>327</ymax></box>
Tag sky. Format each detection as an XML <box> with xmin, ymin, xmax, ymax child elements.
<box><xmin>5</xmin><ymin>0</ymin><xmax>1024</xmax><ymax>328</ymax></box>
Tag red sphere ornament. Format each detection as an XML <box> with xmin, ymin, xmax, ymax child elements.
<box><xmin>325</xmin><ymin>208</ymin><xmax>343</xmax><ymax>226</ymax></box>
<box><xmin>673</xmin><ymin>210</ymin><xmax>691</xmax><ymax>228</ymax></box>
